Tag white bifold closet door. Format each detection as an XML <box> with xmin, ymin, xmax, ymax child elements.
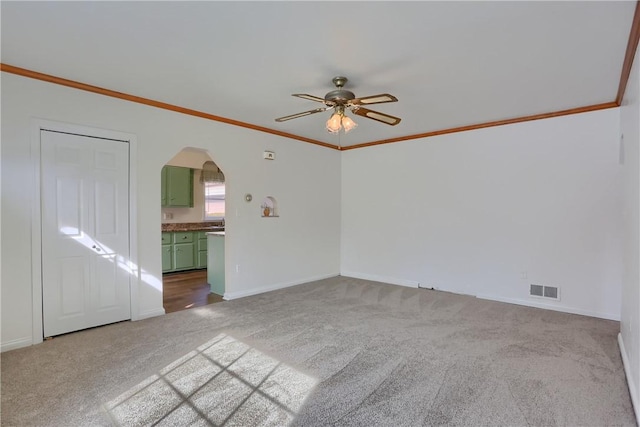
<box><xmin>41</xmin><ymin>130</ymin><xmax>131</xmax><ymax>337</ymax></box>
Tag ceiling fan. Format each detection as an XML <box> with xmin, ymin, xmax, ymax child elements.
<box><xmin>275</xmin><ymin>76</ymin><xmax>401</xmax><ymax>133</ymax></box>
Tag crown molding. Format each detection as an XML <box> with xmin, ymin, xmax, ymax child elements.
<box><xmin>340</xmin><ymin>102</ymin><xmax>619</xmax><ymax>151</ymax></box>
<box><xmin>0</xmin><ymin>63</ymin><xmax>339</xmax><ymax>151</ymax></box>
<box><xmin>0</xmin><ymin>49</ymin><xmax>629</xmax><ymax>152</ymax></box>
<box><xmin>616</xmin><ymin>0</ymin><xmax>640</xmax><ymax>105</ymax></box>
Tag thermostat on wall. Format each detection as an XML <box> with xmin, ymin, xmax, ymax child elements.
<box><xmin>263</xmin><ymin>151</ymin><xmax>275</xmax><ymax>160</ymax></box>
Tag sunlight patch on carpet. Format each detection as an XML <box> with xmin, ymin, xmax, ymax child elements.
<box><xmin>104</xmin><ymin>333</ymin><xmax>318</xmax><ymax>426</ymax></box>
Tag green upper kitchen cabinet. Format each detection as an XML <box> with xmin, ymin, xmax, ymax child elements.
<box><xmin>161</xmin><ymin>166</ymin><xmax>194</xmax><ymax>207</ymax></box>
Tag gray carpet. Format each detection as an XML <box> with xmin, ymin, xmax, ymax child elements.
<box><xmin>1</xmin><ymin>276</ymin><xmax>636</xmax><ymax>426</ymax></box>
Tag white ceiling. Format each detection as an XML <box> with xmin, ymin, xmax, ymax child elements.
<box><xmin>1</xmin><ymin>1</ymin><xmax>635</xmax><ymax>148</ymax></box>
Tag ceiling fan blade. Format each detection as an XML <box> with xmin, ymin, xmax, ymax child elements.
<box><xmin>350</xmin><ymin>93</ymin><xmax>398</xmax><ymax>106</ymax></box>
<box><xmin>351</xmin><ymin>107</ymin><xmax>401</xmax><ymax>126</ymax></box>
<box><xmin>275</xmin><ymin>107</ymin><xmax>328</xmax><ymax>122</ymax></box>
<box><xmin>292</xmin><ymin>94</ymin><xmax>327</xmax><ymax>103</ymax></box>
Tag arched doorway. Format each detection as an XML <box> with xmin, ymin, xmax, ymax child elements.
<box><xmin>160</xmin><ymin>147</ymin><xmax>226</xmax><ymax>313</ymax></box>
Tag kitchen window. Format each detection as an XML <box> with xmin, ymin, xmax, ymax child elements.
<box><xmin>204</xmin><ymin>181</ymin><xmax>225</xmax><ymax>220</ymax></box>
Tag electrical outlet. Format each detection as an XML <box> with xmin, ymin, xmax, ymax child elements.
<box><xmin>263</xmin><ymin>151</ymin><xmax>275</xmax><ymax>160</ymax></box>
<box><xmin>236</xmin><ymin>264</ymin><xmax>240</xmax><ymax>273</ymax></box>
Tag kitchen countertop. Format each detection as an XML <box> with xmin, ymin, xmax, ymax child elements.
<box><xmin>162</xmin><ymin>222</ymin><xmax>224</xmax><ymax>232</ymax></box>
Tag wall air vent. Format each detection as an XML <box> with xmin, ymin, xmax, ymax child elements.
<box><xmin>543</xmin><ymin>286</ymin><xmax>558</xmax><ymax>299</ymax></box>
<box><xmin>530</xmin><ymin>284</ymin><xmax>543</xmax><ymax>297</ymax></box>
<box><xmin>529</xmin><ymin>284</ymin><xmax>560</xmax><ymax>301</ymax></box>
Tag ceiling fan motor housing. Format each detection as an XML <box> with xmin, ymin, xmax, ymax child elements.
<box><xmin>324</xmin><ymin>89</ymin><xmax>355</xmax><ymax>105</ymax></box>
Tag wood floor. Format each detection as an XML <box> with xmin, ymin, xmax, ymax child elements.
<box><xmin>163</xmin><ymin>269</ymin><xmax>223</xmax><ymax>314</ymax></box>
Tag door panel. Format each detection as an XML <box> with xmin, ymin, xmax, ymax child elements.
<box><xmin>162</xmin><ymin>245</ymin><xmax>173</xmax><ymax>272</ymax></box>
<box><xmin>56</xmin><ymin>176</ymin><xmax>83</xmax><ymax>236</ymax></box>
<box><xmin>59</xmin><ymin>256</ymin><xmax>88</xmax><ymax>317</ymax></box>
<box><xmin>166</xmin><ymin>166</ymin><xmax>193</xmax><ymax>207</ymax></box>
<box><xmin>161</xmin><ymin>166</ymin><xmax>167</xmax><ymax>206</ymax></box>
<box><xmin>173</xmin><ymin>242</ymin><xmax>195</xmax><ymax>270</ymax></box>
<box><xmin>41</xmin><ymin>130</ymin><xmax>131</xmax><ymax>337</ymax></box>
<box><xmin>95</xmin><ymin>253</ymin><xmax>118</xmax><ymax>309</ymax></box>
<box><xmin>198</xmin><ymin>251</ymin><xmax>208</xmax><ymax>268</ymax></box>
<box><xmin>95</xmin><ymin>180</ymin><xmax>117</xmax><ymax>235</ymax></box>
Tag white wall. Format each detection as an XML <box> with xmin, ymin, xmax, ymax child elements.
<box><xmin>1</xmin><ymin>73</ymin><xmax>341</xmax><ymax>350</ymax></box>
<box><xmin>342</xmin><ymin>108</ymin><xmax>623</xmax><ymax>320</ymax></box>
<box><xmin>620</xmin><ymin>41</ymin><xmax>640</xmax><ymax>417</ymax></box>
<box><xmin>165</xmin><ymin>148</ymin><xmax>214</xmax><ymax>170</ymax></box>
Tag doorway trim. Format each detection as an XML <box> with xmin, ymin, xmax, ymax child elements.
<box><xmin>30</xmin><ymin>119</ymin><xmax>139</xmax><ymax>345</ymax></box>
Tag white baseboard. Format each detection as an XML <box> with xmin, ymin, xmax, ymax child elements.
<box><xmin>618</xmin><ymin>333</ymin><xmax>639</xmax><ymax>423</ymax></box>
<box><xmin>340</xmin><ymin>271</ymin><xmax>420</xmax><ymax>288</ymax></box>
<box><xmin>223</xmin><ymin>273</ymin><xmax>338</xmax><ymax>300</ymax></box>
<box><xmin>476</xmin><ymin>293</ymin><xmax>619</xmax><ymax>321</ymax></box>
<box><xmin>1</xmin><ymin>336</ymin><xmax>34</xmax><ymax>352</ymax></box>
<box><xmin>137</xmin><ymin>308</ymin><xmax>166</xmax><ymax>320</ymax></box>
<box><xmin>2</xmin><ymin>309</ymin><xmax>166</xmax><ymax>352</ymax></box>
<box><xmin>338</xmin><ymin>276</ymin><xmax>619</xmax><ymax>321</ymax></box>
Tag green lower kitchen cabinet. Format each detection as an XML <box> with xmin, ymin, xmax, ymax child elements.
<box><xmin>197</xmin><ymin>232</ymin><xmax>208</xmax><ymax>268</ymax></box>
<box><xmin>162</xmin><ymin>244</ymin><xmax>173</xmax><ymax>272</ymax></box>
<box><xmin>162</xmin><ymin>232</ymin><xmax>173</xmax><ymax>271</ymax></box>
<box><xmin>174</xmin><ymin>242</ymin><xmax>196</xmax><ymax>270</ymax></box>
<box><xmin>162</xmin><ymin>231</ymin><xmax>207</xmax><ymax>273</ymax></box>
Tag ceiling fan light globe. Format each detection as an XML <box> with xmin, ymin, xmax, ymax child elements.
<box><xmin>342</xmin><ymin>115</ymin><xmax>357</xmax><ymax>133</ymax></box>
<box><xmin>326</xmin><ymin>113</ymin><xmax>342</xmax><ymax>133</ymax></box>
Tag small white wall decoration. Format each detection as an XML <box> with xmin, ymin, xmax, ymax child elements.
<box><xmin>261</xmin><ymin>196</ymin><xmax>278</xmax><ymax>217</ymax></box>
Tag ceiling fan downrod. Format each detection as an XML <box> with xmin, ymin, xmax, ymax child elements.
<box><xmin>332</xmin><ymin>76</ymin><xmax>348</xmax><ymax>88</ymax></box>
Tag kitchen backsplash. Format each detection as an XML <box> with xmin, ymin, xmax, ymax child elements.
<box><xmin>162</xmin><ymin>207</ymin><xmax>204</xmax><ymax>224</ymax></box>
